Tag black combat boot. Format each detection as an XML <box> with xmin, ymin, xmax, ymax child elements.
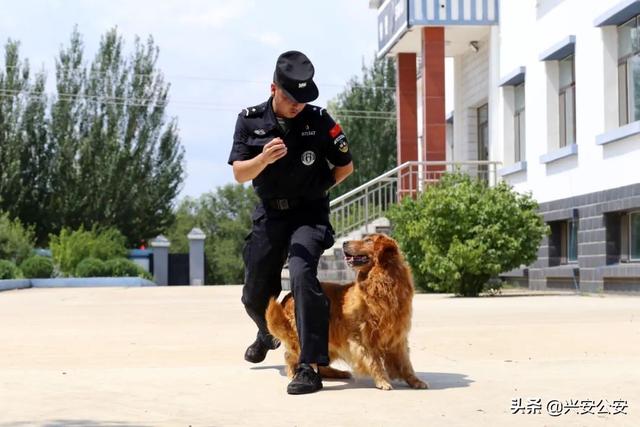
<box><xmin>287</xmin><ymin>363</ymin><xmax>323</xmax><ymax>395</ymax></box>
<box><xmin>244</xmin><ymin>331</ymin><xmax>280</xmax><ymax>363</ymax></box>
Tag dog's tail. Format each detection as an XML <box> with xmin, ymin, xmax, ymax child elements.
<box><xmin>266</xmin><ymin>296</ymin><xmax>297</xmax><ymax>348</ymax></box>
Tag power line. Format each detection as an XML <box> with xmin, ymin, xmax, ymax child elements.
<box><xmin>0</xmin><ymin>88</ymin><xmax>397</xmax><ymax>116</ymax></box>
<box><xmin>0</xmin><ymin>92</ymin><xmax>397</xmax><ymax>121</ymax></box>
<box><xmin>1</xmin><ymin>64</ymin><xmax>397</xmax><ymax>91</ymax></box>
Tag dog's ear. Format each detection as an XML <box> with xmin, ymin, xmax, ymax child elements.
<box><xmin>373</xmin><ymin>237</ymin><xmax>398</xmax><ymax>264</ymax></box>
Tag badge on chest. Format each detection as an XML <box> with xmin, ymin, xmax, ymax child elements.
<box><xmin>301</xmin><ymin>150</ymin><xmax>316</xmax><ymax>166</ymax></box>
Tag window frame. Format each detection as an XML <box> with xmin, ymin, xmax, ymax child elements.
<box><xmin>618</xmin><ymin>16</ymin><xmax>640</xmax><ymax>126</ymax></box>
<box><xmin>477</xmin><ymin>103</ymin><xmax>489</xmax><ymax>161</ymax></box>
<box><xmin>559</xmin><ymin>220</ymin><xmax>578</xmax><ymax>264</ymax></box>
<box><xmin>514</xmin><ymin>83</ymin><xmax>526</xmax><ymax>162</ymax></box>
<box><xmin>477</xmin><ymin>103</ymin><xmax>489</xmax><ymax>182</ymax></box>
<box><xmin>567</xmin><ymin>219</ymin><xmax>578</xmax><ymax>263</ymax></box>
<box><xmin>630</xmin><ymin>210</ymin><xmax>640</xmax><ymax>261</ymax></box>
<box><xmin>558</xmin><ymin>55</ymin><xmax>576</xmax><ymax>148</ymax></box>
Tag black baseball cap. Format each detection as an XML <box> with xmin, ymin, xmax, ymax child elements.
<box><xmin>273</xmin><ymin>50</ymin><xmax>319</xmax><ymax>103</ymax></box>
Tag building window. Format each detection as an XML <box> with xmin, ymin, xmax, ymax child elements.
<box><xmin>631</xmin><ymin>211</ymin><xmax>640</xmax><ymax>261</ymax></box>
<box><xmin>567</xmin><ymin>219</ymin><xmax>578</xmax><ymax>262</ymax></box>
<box><xmin>477</xmin><ymin>104</ymin><xmax>489</xmax><ymax>161</ymax></box>
<box><xmin>605</xmin><ymin>210</ymin><xmax>640</xmax><ymax>263</ymax></box>
<box><xmin>514</xmin><ymin>83</ymin><xmax>526</xmax><ymax>161</ymax></box>
<box><xmin>477</xmin><ymin>104</ymin><xmax>489</xmax><ymax>181</ymax></box>
<box><xmin>549</xmin><ymin>219</ymin><xmax>578</xmax><ymax>265</ymax></box>
<box><xmin>618</xmin><ymin>16</ymin><xmax>640</xmax><ymax>126</ymax></box>
<box><xmin>559</xmin><ymin>55</ymin><xmax>576</xmax><ymax>147</ymax></box>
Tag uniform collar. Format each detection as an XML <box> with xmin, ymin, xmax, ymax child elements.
<box><xmin>266</xmin><ymin>96</ymin><xmax>310</xmax><ymax>128</ymax></box>
<box><xmin>264</xmin><ymin>97</ymin><xmax>279</xmax><ymax>131</ymax></box>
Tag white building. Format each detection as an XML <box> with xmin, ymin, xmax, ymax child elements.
<box><xmin>371</xmin><ymin>0</ymin><xmax>640</xmax><ymax>292</ymax></box>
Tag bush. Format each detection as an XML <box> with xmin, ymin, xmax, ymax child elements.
<box><xmin>75</xmin><ymin>257</ymin><xmax>108</xmax><ymax>278</ymax></box>
<box><xmin>388</xmin><ymin>173</ymin><xmax>549</xmax><ymax>297</ymax></box>
<box><xmin>0</xmin><ymin>259</ymin><xmax>22</xmax><ymax>279</ymax></box>
<box><xmin>0</xmin><ymin>212</ymin><xmax>35</xmax><ymax>265</ymax></box>
<box><xmin>20</xmin><ymin>256</ymin><xmax>54</xmax><ymax>278</ymax></box>
<box><xmin>49</xmin><ymin>226</ymin><xmax>127</xmax><ymax>276</ymax></box>
<box><xmin>104</xmin><ymin>258</ymin><xmax>147</xmax><ymax>278</ymax></box>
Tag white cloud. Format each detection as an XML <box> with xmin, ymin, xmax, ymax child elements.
<box><xmin>250</xmin><ymin>31</ymin><xmax>284</xmax><ymax>48</ymax></box>
<box><xmin>178</xmin><ymin>0</ymin><xmax>256</xmax><ymax>29</ymax></box>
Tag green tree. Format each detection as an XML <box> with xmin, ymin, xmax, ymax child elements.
<box><xmin>0</xmin><ymin>41</ymin><xmax>51</xmax><ymax>243</ymax></box>
<box><xmin>48</xmin><ymin>28</ymin><xmax>185</xmax><ymax>246</ymax></box>
<box><xmin>1</xmin><ymin>28</ymin><xmax>185</xmax><ymax>246</ymax></box>
<box><xmin>0</xmin><ymin>40</ymin><xmax>27</xmax><ymax>213</ymax></box>
<box><xmin>388</xmin><ymin>173</ymin><xmax>549</xmax><ymax>296</ymax></box>
<box><xmin>328</xmin><ymin>56</ymin><xmax>397</xmax><ymax>197</ymax></box>
<box><xmin>166</xmin><ymin>184</ymin><xmax>258</xmax><ymax>284</ymax></box>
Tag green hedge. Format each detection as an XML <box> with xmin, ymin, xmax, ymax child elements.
<box><xmin>0</xmin><ymin>260</ymin><xmax>22</xmax><ymax>280</ymax></box>
<box><xmin>104</xmin><ymin>258</ymin><xmax>151</xmax><ymax>279</ymax></box>
<box><xmin>19</xmin><ymin>256</ymin><xmax>54</xmax><ymax>279</ymax></box>
<box><xmin>50</xmin><ymin>226</ymin><xmax>127</xmax><ymax>276</ymax></box>
<box><xmin>75</xmin><ymin>257</ymin><xmax>108</xmax><ymax>278</ymax></box>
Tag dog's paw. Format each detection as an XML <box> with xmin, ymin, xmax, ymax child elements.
<box><xmin>375</xmin><ymin>380</ymin><xmax>393</xmax><ymax>390</ymax></box>
<box><xmin>409</xmin><ymin>379</ymin><xmax>429</xmax><ymax>389</ymax></box>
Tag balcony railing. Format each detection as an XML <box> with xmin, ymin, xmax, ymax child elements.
<box><xmin>378</xmin><ymin>0</ymin><xmax>499</xmax><ymax>55</ymax></box>
<box><xmin>329</xmin><ymin>160</ymin><xmax>501</xmax><ymax>238</ymax></box>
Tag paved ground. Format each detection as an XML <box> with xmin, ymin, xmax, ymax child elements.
<box><xmin>0</xmin><ymin>286</ymin><xmax>638</xmax><ymax>427</ymax></box>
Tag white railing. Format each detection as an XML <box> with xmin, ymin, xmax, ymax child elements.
<box><xmin>329</xmin><ymin>160</ymin><xmax>501</xmax><ymax>238</ymax></box>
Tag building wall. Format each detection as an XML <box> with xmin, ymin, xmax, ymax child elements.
<box><xmin>496</xmin><ymin>0</ymin><xmax>640</xmax><ymax>203</ymax></box>
<box><xmin>529</xmin><ymin>183</ymin><xmax>640</xmax><ymax>293</ymax></box>
<box><xmin>453</xmin><ymin>35</ymin><xmax>490</xmax><ymax>162</ymax></box>
<box><xmin>454</xmin><ymin>34</ymin><xmax>489</xmax><ymax>160</ymax></box>
<box><xmin>440</xmin><ymin>0</ymin><xmax>640</xmax><ymax>290</ymax></box>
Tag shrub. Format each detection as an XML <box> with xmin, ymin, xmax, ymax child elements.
<box><xmin>50</xmin><ymin>226</ymin><xmax>127</xmax><ymax>276</ymax></box>
<box><xmin>0</xmin><ymin>259</ymin><xmax>22</xmax><ymax>280</ymax></box>
<box><xmin>0</xmin><ymin>212</ymin><xmax>35</xmax><ymax>265</ymax></box>
<box><xmin>75</xmin><ymin>257</ymin><xmax>108</xmax><ymax>278</ymax></box>
<box><xmin>139</xmin><ymin>269</ymin><xmax>153</xmax><ymax>281</ymax></box>
<box><xmin>105</xmin><ymin>258</ymin><xmax>144</xmax><ymax>277</ymax></box>
<box><xmin>388</xmin><ymin>173</ymin><xmax>549</xmax><ymax>297</ymax></box>
<box><xmin>20</xmin><ymin>256</ymin><xmax>54</xmax><ymax>278</ymax></box>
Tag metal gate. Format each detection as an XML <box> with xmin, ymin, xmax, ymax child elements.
<box><xmin>168</xmin><ymin>253</ymin><xmax>189</xmax><ymax>286</ymax></box>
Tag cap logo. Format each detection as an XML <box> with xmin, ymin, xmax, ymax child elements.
<box><xmin>298</xmin><ymin>81</ymin><xmax>307</xmax><ymax>88</ymax></box>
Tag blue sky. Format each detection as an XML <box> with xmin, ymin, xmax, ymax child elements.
<box><xmin>0</xmin><ymin>0</ymin><xmax>379</xmax><ymax>199</ymax></box>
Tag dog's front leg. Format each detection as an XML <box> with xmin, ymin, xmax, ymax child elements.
<box><xmin>369</xmin><ymin>356</ymin><xmax>393</xmax><ymax>390</ymax></box>
<box><xmin>350</xmin><ymin>343</ymin><xmax>393</xmax><ymax>390</ymax></box>
<box><xmin>284</xmin><ymin>350</ymin><xmax>298</xmax><ymax>379</ymax></box>
<box><xmin>387</xmin><ymin>345</ymin><xmax>429</xmax><ymax>389</ymax></box>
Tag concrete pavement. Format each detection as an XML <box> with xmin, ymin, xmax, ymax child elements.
<box><xmin>0</xmin><ymin>286</ymin><xmax>638</xmax><ymax>427</ymax></box>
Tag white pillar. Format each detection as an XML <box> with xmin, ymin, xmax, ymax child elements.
<box><xmin>187</xmin><ymin>228</ymin><xmax>206</xmax><ymax>286</ymax></box>
<box><xmin>150</xmin><ymin>235</ymin><xmax>170</xmax><ymax>286</ymax></box>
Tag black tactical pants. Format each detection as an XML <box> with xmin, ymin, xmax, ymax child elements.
<box><xmin>241</xmin><ymin>200</ymin><xmax>334</xmax><ymax>366</ymax></box>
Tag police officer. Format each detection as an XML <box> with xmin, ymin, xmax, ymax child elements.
<box><xmin>228</xmin><ymin>51</ymin><xmax>353</xmax><ymax>394</ymax></box>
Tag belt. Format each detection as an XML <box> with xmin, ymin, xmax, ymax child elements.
<box><xmin>264</xmin><ymin>198</ymin><xmax>302</xmax><ymax>210</ymax></box>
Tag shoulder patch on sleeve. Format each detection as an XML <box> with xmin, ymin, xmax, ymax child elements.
<box><xmin>329</xmin><ymin>123</ymin><xmax>343</xmax><ymax>139</ymax></box>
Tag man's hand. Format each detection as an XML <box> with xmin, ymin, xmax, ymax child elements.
<box><xmin>232</xmin><ymin>137</ymin><xmax>287</xmax><ymax>183</ymax></box>
<box><xmin>261</xmin><ymin>138</ymin><xmax>287</xmax><ymax>165</ymax></box>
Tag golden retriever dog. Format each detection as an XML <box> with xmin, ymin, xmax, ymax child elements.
<box><xmin>266</xmin><ymin>233</ymin><xmax>428</xmax><ymax>390</ymax></box>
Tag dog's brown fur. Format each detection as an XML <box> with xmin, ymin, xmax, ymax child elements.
<box><xmin>266</xmin><ymin>233</ymin><xmax>428</xmax><ymax>390</ymax></box>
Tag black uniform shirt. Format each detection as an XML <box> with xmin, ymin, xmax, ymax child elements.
<box><xmin>228</xmin><ymin>97</ymin><xmax>352</xmax><ymax>200</ymax></box>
